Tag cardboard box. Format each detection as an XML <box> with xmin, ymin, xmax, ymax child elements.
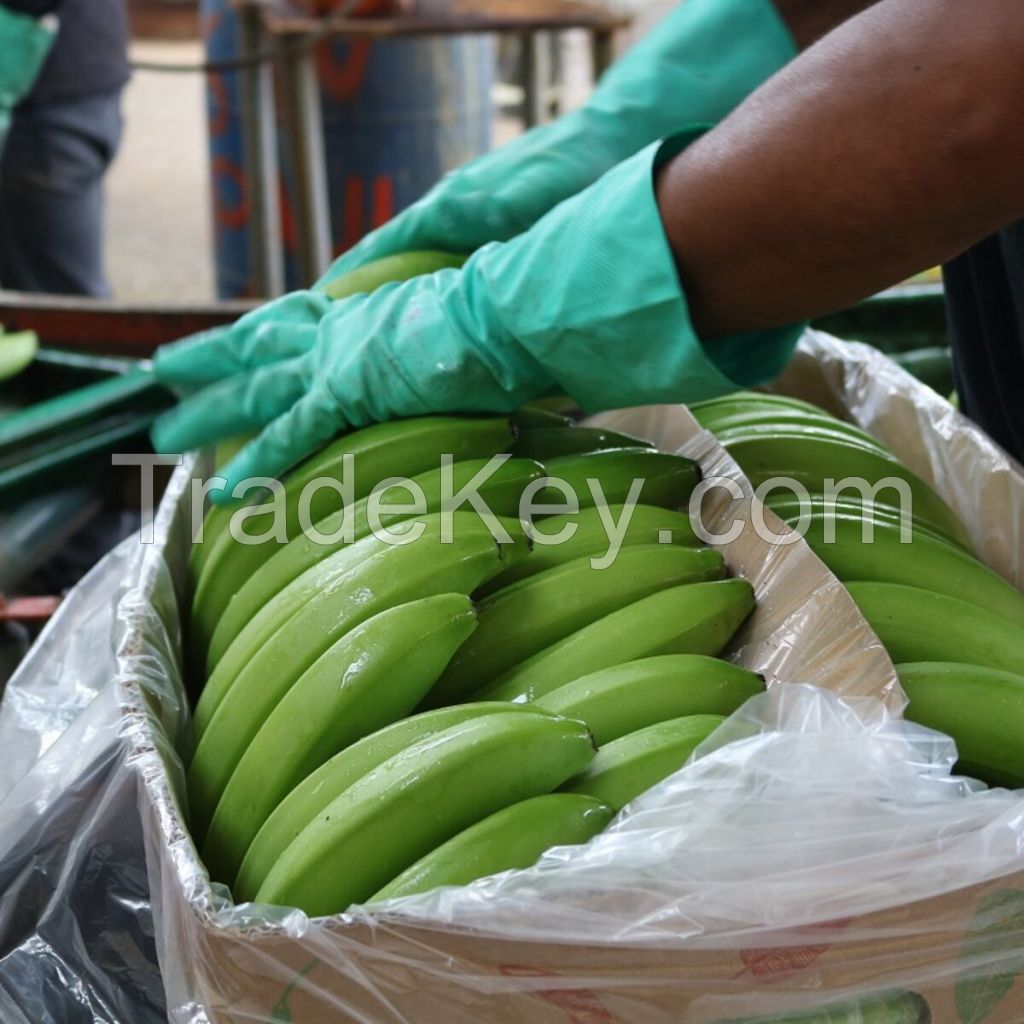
<box><xmin>123</xmin><ymin>332</ymin><xmax>1024</xmax><ymax>1022</ymax></box>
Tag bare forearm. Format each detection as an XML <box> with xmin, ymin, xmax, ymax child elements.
<box><xmin>772</xmin><ymin>0</ymin><xmax>878</xmax><ymax>48</ymax></box>
<box><xmin>658</xmin><ymin>0</ymin><xmax>1024</xmax><ymax>339</ymax></box>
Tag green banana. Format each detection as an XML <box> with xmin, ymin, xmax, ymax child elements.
<box><xmin>893</xmin><ymin>346</ymin><xmax>955</xmax><ymax>396</ymax></box>
<box><xmin>848</xmin><ymin>582</ymin><xmax>1024</xmax><ymax>675</ymax></box>
<box><xmin>799</xmin><ymin>517</ymin><xmax>1024</xmax><ymax>629</ymax></box>
<box><xmin>188</xmin><ymin>515</ymin><xmax>529</xmax><ymax>840</ymax></box>
<box><xmin>0</xmin><ymin>330</ymin><xmax>38</xmax><ymax>383</ymax></box>
<box><xmin>524</xmin><ymin>395</ymin><xmax>581</xmax><ymax>418</ymax></box>
<box><xmin>195</xmin><ymin>510</ymin><xmax>524</xmax><ymax>735</ymax></box>
<box><xmin>206</xmin><ymin>457</ymin><xmax>544</xmax><ymax>671</ymax></box>
<box><xmin>693</xmin><ymin>405</ymin><xmax>890</xmax><ymax>455</ymax></box>
<box><xmin>202</xmin><ymin>594</ymin><xmax>477</xmax><ymax>886</ymax></box>
<box><xmin>510</xmin><ymin>426</ymin><xmax>652</xmax><ymax>461</ymax></box>
<box><xmin>479</xmin><ymin>503</ymin><xmax>701</xmax><ymax>596</ymax></box>
<box><xmin>474</xmin><ymin>579</ymin><xmax>756</xmax><ymax>704</ymax></box>
<box><xmin>561</xmin><ymin>714</ymin><xmax>723</xmax><ymax>811</ymax></box>
<box><xmin>188</xmin><ymin>432</ymin><xmax>261</xmax><ymax>581</ymax></box>
<box><xmin>534</xmin><ymin>655</ymin><xmax>764</xmax><ymax>745</ymax></box>
<box><xmin>715</xmin><ymin>422</ymin><xmax>891</xmax><ymax>458</ymax></box>
<box><xmin>536</xmin><ymin>448</ymin><xmax>701</xmax><ymax>511</ymax></box>
<box><xmin>213</xmin><ymin>432</ymin><xmax>256</xmax><ymax>471</ymax></box>
<box><xmin>322</xmin><ymin>250</ymin><xmax>467</xmax><ymax>300</ymax></box>
<box><xmin>722</xmin><ymin>431</ymin><xmax>970</xmax><ymax>550</ymax></box>
<box><xmin>234</xmin><ymin>702</ymin><xmax>553</xmax><ymax>901</ymax></box>
<box><xmin>764</xmin><ymin>493</ymin><xmax>969</xmax><ymax>552</ymax></box>
<box><xmin>255</xmin><ymin>712</ymin><xmax>597</xmax><ymax>915</ymax></box>
<box><xmin>688</xmin><ymin>391</ymin><xmax>831</xmax><ymax>419</ymax></box>
<box><xmin>426</xmin><ymin>545</ymin><xmax>726</xmax><ymax>707</ymax></box>
<box><xmin>371</xmin><ymin>793</ymin><xmax>614</xmax><ymax>903</ymax></box>
<box><xmin>897</xmin><ymin>661</ymin><xmax>1024</xmax><ymax>788</ymax></box>
<box><xmin>190</xmin><ymin>414</ymin><xmax>515</xmax><ymax>659</ymax></box>
<box><xmin>511</xmin><ymin>405</ymin><xmax>575</xmax><ymax>430</ymax></box>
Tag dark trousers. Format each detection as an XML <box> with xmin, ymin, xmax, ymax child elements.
<box><xmin>0</xmin><ymin>88</ymin><xmax>123</xmax><ymax>298</ymax></box>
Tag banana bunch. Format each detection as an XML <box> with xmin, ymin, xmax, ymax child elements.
<box><xmin>180</xmin><ymin>306</ymin><xmax>768</xmax><ymax>915</ymax></box>
<box><xmin>695</xmin><ymin>391</ymin><xmax>1024</xmax><ymax>787</ymax></box>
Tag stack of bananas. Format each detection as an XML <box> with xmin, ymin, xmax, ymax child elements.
<box><xmin>185</xmin><ymin>410</ymin><xmax>762</xmax><ymax>915</ymax></box>
<box><xmin>693</xmin><ymin>391</ymin><xmax>1024</xmax><ymax>789</ymax></box>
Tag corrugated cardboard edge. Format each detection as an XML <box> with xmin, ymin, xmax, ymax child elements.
<box><xmin>126</xmin><ymin>345</ymin><xmax>1024</xmax><ymax>1023</ymax></box>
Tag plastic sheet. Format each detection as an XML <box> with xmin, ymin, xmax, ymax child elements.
<box><xmin>2</xmin><ymin>331</ymin><xmax>1024</xmax><ymax>1022</ymax></box>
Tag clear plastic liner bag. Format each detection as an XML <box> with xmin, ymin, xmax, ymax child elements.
<box><xmin>1</xmin><ymin>329</ymin><xmax>1024</xmax><ymax>1022</ymax></box>
<box><xmin>774</xmin><ymin>330</ymin><xmax>1024</xmax><ymax>587</ymax></box>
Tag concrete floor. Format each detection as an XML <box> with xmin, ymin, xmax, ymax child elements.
<box><xmin>105</xmin><ymin>41</ymin><xmax>215</xmax><ymax>304</ymax></box>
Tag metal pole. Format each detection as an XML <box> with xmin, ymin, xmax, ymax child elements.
<box><xmin>521</xmin><ymin>30</ymin><xmax>550</xmax><ymax>129</ymax></box>
<box><xmin>237</xmin><ymin>5</ymin><xmax>285</xmax><ymax>297</ymax></box>
<box><xmin>591</xmin><ymin>28</ymin><xmax>615</xmax><ymax>81</ymax></box>
<box><xmin>280</xmin><ymin>35</ymin><xmax>333</xmax><ymax>285</ymax></box>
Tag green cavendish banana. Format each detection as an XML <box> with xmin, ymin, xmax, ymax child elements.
<box><xmin>693</xmin><ymin>405</ymin><xmax>891</xmax><ymax>455</ymax></box>
<box><xmin>195</xmin><ymin>512</ymin><xmax>523</xmax><ymax>734</ymax></box>
<box><xmin>322</xmin><ymin>250</ymin><xmax>467</xmax><ymax>301</ymax></box>
<box><xmin>561</xmin><ymin>714</ymin><xmax>724</xmax><ymax>811</ymax></box>
<box><xmin>721</xmin><ymin>431</ymin><xmax>970</xmax><ymax>549</ymax></box>
<box><xmin>847</xmin><ymin>582</ymin><xmax>1024</xmax><ymax>674</ymax></box>
<box><xmin>474</xmin><ymin>579</ymin><xmax>756</xmax><ymax>704</ymax></box>
<box><xmin>188</xmin><ymin>515</ymin><xmax>529</xmax><ymax>840</ymax></box>
<box><xmin>234</xmin><ymin>702</ymin><xmax>554</xmax><ymax>901</ymax></box>
<box><xmin>0</xmin><ymin>329</ymin><xmax>38</xmax><ymax>382</ymax></box>
<box><xmin>254</xmin><ymin>711</ymin><xmax>597</xmax><ymax>915</ymax></box>
<box><xmin>510</xmin><ymin>426</ymin><xmax>652</xmax><ymax>461</ymax></box>
<box><xmin>480</xmin><ymin>503</ymin><xmax>701</xmax><ymax>596</ymax></box>
<box><xmin>213</xmin><ymin>432</ymin><xmax>256</xmax><ymax>471</ymax></box>
<box><xmin>425</xmin><ymin>544</ymin><xmax>726</xmax><ymax>707</ymax></box>
<box><xmin>190</xmin><ymin>414</ymin><xmax>515</xmax><ymax>659</ymax></box>
<box><xmin>534</xmin><ymin>655</ymin><xmax>764</xmax><ymax>745</ymax></box>
<box><xmin>714</xmin><ymin>422</ymin><xmax>890</xmax><ymax>458</ymax></box>
<box><xmin>206</xmin><ymin>457</ymin><xmax>544</xmax><ymax>671</ymax></box>
<box><xmin>897</xmin><ymin>661</ymin><xmax>1024</xmax><ymax>788</ymax></box>
<box><xmin>764</xmin><ymin>493</ymin><xmax>969</xmax><ymax>552</ymax></box>
<box><xmin>189</xmin><ymin>432</ymin><xmax>260</xmax><ymax>581</ymax></box>
<box><xmin>511</xmin><ymin>406</ymin><xmax>575</xmax><ymax>430</ymax></box>
<box><xmin>202</xmin><ymin>594</ymin><xmax>477</xmax><ymax>885</ymax></box>
<box><xmin>371</xmin><ymin>793</ymin><xmax>614</xmax><ymax>903</ymax></box>
<box><xmin>688</xmin><ymin>391</ymin><xmax>831</xmax><ymax>419</ymax></box>
<box><xmin>536</xmin><ymin>448</ymin><xmax>701</xmax><ymax>510</ymax></box>
<box><xmin>799</xmin><ymin>517</ymin><xmax>1024</xmax><ymax>629</ymax></box>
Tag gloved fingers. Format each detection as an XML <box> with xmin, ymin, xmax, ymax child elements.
<box><xmin>151</xmin><ymin>356</ymin><xmax>311</xmax><ymax>454</ymax></box>
<box><xmin>216</xmin><ymin>389</ymin><xmax>347</xmax><ymax>500</ymax></box>
<box><xmin>153</xmin><ymin>293</ymin><xmax>332</xmax><ymax>389</ymax></box>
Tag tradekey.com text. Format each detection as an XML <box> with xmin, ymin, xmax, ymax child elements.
<box><xmin>115</xmin><ymin>453</ymin><xmax>919</xmax><ymax>561</ymax></box>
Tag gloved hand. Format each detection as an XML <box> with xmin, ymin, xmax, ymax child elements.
<box><xmin>153</xmin><ymin>133</ymin><xmax>803</xmax><ymax>496</ymax></box>
<box><xmin>0</xmin><ymin>5</ymin><xmax>55</xmax><ymax>153</ymax></box>
<box><xmin>319</xmin><ymin>0</ymin><xmax>796</xmax><ymax>283</ymax></box>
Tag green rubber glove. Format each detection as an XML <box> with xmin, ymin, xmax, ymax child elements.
<box><xmin>153</xmin><ymin>133</ymin><xmax>802</xmax><ymax>497</ymax></box>
<box><xmin>318</xmin><ymin>0</ymin><xmax>796</xmax><ymax>283</ymax></box>
<box><xmin>0</xmin><ymin>7</ymin><xmax>55</xmax><ymax>155</ymax></box>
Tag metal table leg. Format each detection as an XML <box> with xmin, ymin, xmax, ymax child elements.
<box><xmin>280</xmin><ymin>34</ymin><xmax>333</xmax><ymax>286</ymax></box>
<box><xmin>521</xmin><ymin>30</ymin><xmax>550</xmax><ymax>129</ymax></box>
<box><xmin>237</xmin><ymin>6</ymin><xmax>285</xmax><ymax>297</ymax></box>
<box><xmin>591</xmin><ymin>28</ymin><xmax>615</xmax><ymax>81</ymax></box>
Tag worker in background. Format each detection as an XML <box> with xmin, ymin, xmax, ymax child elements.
<box><xmin>0</xmin><ymin>0</ymin><xmax>130</xmax><ymax>297</ymax></box>
<box><xmin>152</xmin><ymin>0</ymin><xmax>1024</xmax><ymax>487</ymax></box>
<box><xmin>0</xmin><ymin>3</ymin><xmax>53</xmax><ymax>156</ymax></box>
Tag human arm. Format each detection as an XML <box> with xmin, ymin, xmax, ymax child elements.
<box><xmin>318</xmin><ymin>0</ymin><xmax>800</xmax><ymax>280</ymax></box>
<box><xmin>656</xmin><ymin>0</ymin><xmax>1024</xmax><ymax>339</ymax></box>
